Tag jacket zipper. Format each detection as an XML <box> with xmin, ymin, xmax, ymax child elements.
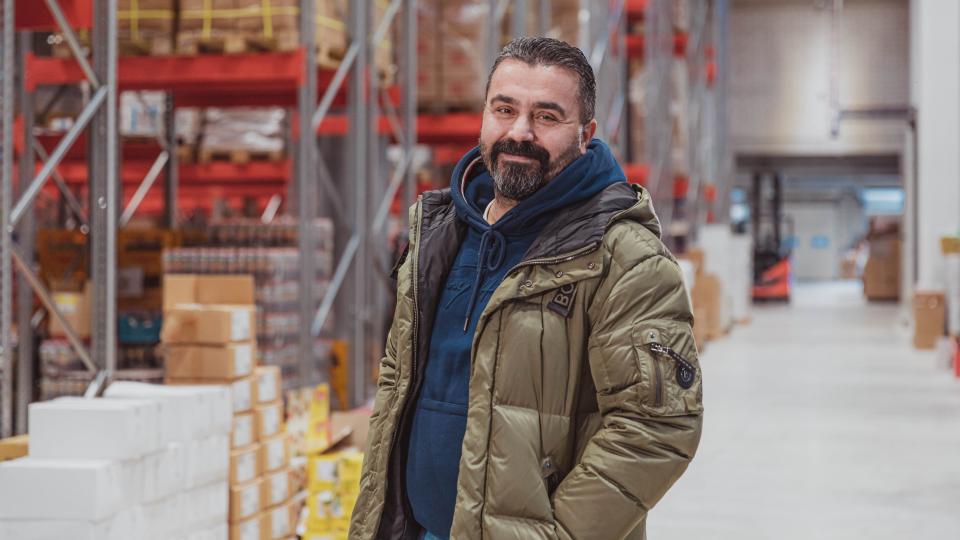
<box><xmin>647</xmin><ymin>342</ymin><xmax>696</xmax><ymax>399</ymax></box>
<box><xmin>383</xmin><ymin>199</ymin><xmax>423</xmax><ymax>539</ymax></box>
<box><xmin>651</xmin><ymin>354</ymin><xmax>664</xmax><ymax>407</ymax></box>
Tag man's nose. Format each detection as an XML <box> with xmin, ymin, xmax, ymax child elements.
<box><xmin>505</xmin><ymin>113</ymin><xmax>535</xmax><ymax>142</ymax></box>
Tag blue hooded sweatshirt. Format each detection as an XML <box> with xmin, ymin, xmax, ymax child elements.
<box><xmin>405</xmin><ymin>139</ymin><xmax>626</xmax><ymax>538</ymax></box>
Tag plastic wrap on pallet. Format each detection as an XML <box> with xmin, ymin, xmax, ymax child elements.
<box><xmin>178</xmin><ymin>0</ymin><xmax>300</xmax><ymax>54</ymax></box>
<box><xmin>200</xmin><ymin>107</ymin><xmax>285</xmax><ymax>157</ymax></box>
<box><xmin>120</xmin><ymin>91</ymin><xmax>166</xmax><ymax>138</ymax></box>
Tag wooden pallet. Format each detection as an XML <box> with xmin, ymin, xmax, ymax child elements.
<box><xmin>198</xmin><ymin>147</ymin><xmax>284</xmax><ymax>165</ymax></box>
<box><xmin>178</xmin><ymin>32</ymin><xmax>298</xmax><ymax>56</ymax></box>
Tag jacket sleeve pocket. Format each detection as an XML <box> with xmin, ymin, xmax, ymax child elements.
<box><xmin>630</xmin><ymin>319</ymin><xmax>703</xmax><ymax>416</ymax></box>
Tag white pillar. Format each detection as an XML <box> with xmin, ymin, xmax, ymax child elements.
<box><xmin>910</xmin><ymin>0</ymin><xmax>960</xmax><ymax>289</ymax></box>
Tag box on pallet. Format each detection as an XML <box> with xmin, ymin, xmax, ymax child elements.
<box><xmin>118</xmin><ymin>0</ymin><xmax>176</xmax><ymax>55</ymax></box>
<box><xmin>49</xmin><ymin>282</ymin><xmax>91</xmax><ymax>340</ymax></box>
<box><xmin>166</xmin><ymin>343</ymin><xmax>257</xmax><ymax>381</ymax></box>
<box><xmin>233</xmin><ymin>411</ymin><xmax>256</xmax><ymax>448</ymax></box>
<box><xmin>230</xmin><ymin>444</ymin><xmax>262</xmax><ymax>485</ymax></box>
<box><xmin>230</xmin><ymin>478</ymin><xmax>263</xmax><ymax>523</ymax></box>
<box><xmin>260</xmin><ymin>432</ymin><xmax>291</xmax><ymax>474</ymax></box>
<box><xmin>914</xmin><ymin>291</ymin><xmax>946</xmax><ymax>350</ymax></box>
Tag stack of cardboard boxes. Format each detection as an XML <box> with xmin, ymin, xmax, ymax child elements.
<box><xmin>862</xmin><ymin>221</ymin><xmax>901</xmax><ymax>301</ymax></box>
<box><xmin>161</xmin><ymin>274</ymin><xmax>296</xmax><ymax>540</ymax></box>
<box><xmin>178</xmin><ymin>0</ymin><xmax>300</xmax><ymax>54</ymax></box>
<box><xmin>0</xmin><ymin>382</ymin><xmax>232</xmax><ymax>539</ymax></box>
<box><xmin>118</xmin><ymin>0</ymin><xmax>177</xmax><ymax>55</ymax></box>
<box><xmin>417</xmin><ymin>0</ymin><xmax>487</xmax><ymax>110</ymax></box>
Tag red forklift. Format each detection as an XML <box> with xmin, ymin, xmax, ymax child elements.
<box><xmin>752</xmin><ymin>171</ymin><xmax>792</xmax><ymax>302</ymax></box>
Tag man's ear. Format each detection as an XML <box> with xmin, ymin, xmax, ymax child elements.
<box><xmin>581</xmin><ymin>119</ymin><xmax>598</xmax><ymax>152</ymax></box>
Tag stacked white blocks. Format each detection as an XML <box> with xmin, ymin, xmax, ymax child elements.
<box><xmin>0</xmin><ymin>382</ymin><xmax>232</xmax><ymax>539</ymax></box>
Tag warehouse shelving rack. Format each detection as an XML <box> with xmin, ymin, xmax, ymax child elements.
<box><xmin>0</xmin><ymin>0</ymin><xmax>684</xmax><ymax>435</ymax></box>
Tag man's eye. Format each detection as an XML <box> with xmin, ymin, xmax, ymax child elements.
<box><xmin>496</xmin><ymin>107</ymin><xmax>513</xmax><ymax>115</ymax></box>
<box><xmin>537</xmin><ymin>114</ymin><xmax>558</xmax><ymax>123</ymax></box>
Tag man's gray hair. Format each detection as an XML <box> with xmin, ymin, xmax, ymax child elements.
<box><xmin>484</xmin><ymin>36</ymin><xmax>597</xmax><ymax>125</ymax></box>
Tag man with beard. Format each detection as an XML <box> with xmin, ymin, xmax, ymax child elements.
<box><xmin>349</xmin><ymin>37</ymin><xmax>703</xmax><ymax>540</ymax></box>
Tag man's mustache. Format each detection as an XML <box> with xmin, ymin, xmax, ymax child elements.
<box><xmin>491</xmin><ymin>140</ymin><xmax>550</xmax><ymax>169</ymax></box>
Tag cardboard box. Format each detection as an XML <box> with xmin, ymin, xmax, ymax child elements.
<box><xmin>0</xmin><ymin>508</ymin><xmax>135</xmax><ymax>540</ymax></box>
<box><xmin>255</xmin><ymin>402</ymin><xmax>284</xmax><ymax>440</ymax></box>
<box><xmin>692</xmin><ymin>273</ymin><xmax>722</xmax><ymax>340</ymax></box>
<box><xmin>162</xmin><ymin>304</ymin><xmax>257</xmax><ymax>344</ymax></box>
<box><xmin>166</xmin><ymin>343</ymin><xmax>257</xmax><ymax>381</ymax></box>
<box><xmin>863</xmin><ymin>237</ymin><xmax>900</xmax><ymax>301</ymax></box>
<box><xmin>229</xmin><ymin>511</ymin><xmax>269</xmax><ymax>540</ymax></box>
<box><xmin>260</xmin><ymin>433</ymin><xmax>290</xmax><ymax>474</ymax></box>
<box><xmin>104</xmin><ymin>381</ymin><xmax>233</xmax><ymax>442</ymax></box>
<box><xmin>255</xmin><ymin>366</ymin><xmax>282</xmax><ymax>405</ymax></box>
<box><xmin>230</xmin><ymin>478</ymin><xmax>263</xmax><ymax>523</ymax></box>
<box><xmin>0</xmin><ymin>458</ymin><xmax>131</xmax><ymax>521</ymax></box>
<box><xmin>265</xmin><ymin>499</ymin><xmax>297</xmax><ymax>539</ymax></box>
<box><xmin>231</xmin><ymin>444</ymin><xmax>262</xmax><ymax>486</ymax></box>
<box><xmin>49</xmin><ymin>282</ymin><xmax>91</xmax><ymax>339</ymax></box>
<box><xmin>168</xmin><ymin>376</ymin><xmax>257</xmax><ymax>414</ymax></box>
<box><xmin>262</xmin><ymin>468</ymin><xmax>293</xmax><ymax>509</ymax></box>
<box><xmin>28</xmin><ymin>397</ymin><xmax>162</xmax><ymax>460</ymax></box>
<box><xmin>163</xmin><ymin>274</ymin><xmax>255</xmax><ymax>312</ymax></box>
<box><xmin>233</xmin><ymin>412</ymin><xmax>256</xmax><ymax>449</ymax></box>
<box><xmin>0</xmin><ymin>435</ymin><xmax>28</xmax><ymax>462</ymax></box>
<box><xmin>914</xmin><ymin>291</ymin><xmax>946</xmax><ymax>350</ymax></box>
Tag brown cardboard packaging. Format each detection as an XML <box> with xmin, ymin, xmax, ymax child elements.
<box><xmin>232</xmin><ymin>412</ymin><xmax>256</xmax><ymax>449</ymax></box>
<box><xmin>166</xmin><ymin>343</ymin><xmax>257</xmax><ymax>380</ymax></box>
<box><xmin>262</xmin><ymin>467</ymin><xmax>293</xmax><ymax>510</ymax></box>
<box><xmin>863</xmin><ymin>238</ymin><xmax>900</xmax><ymax>301</ymax></box>
<box><xmin>230</xmin><ymin>477</ymin><xmax>264</xmax><ymax>523</ymax></box>
<box><xmin>49</xmin><ymin>283</ymin><xmax>91</xmax><ymax>339</ymax></box>
<box><xmin>259</xmin><ymin>433</ymin><xmax>290</xmax><ymax>474</ymax></box>
<box><xmin>229</xmin><ymin>511</ymin><xmax>268</xmax><ymax>540</ymax></box>
<box><xmin>161</xmin><ymin>305</ymin><xmax>256</xmax><ymax>344</ymax></box>
<box><xmin>230</xmin><ymin>444</ymin><xmax>262</xmax><ymax>486</ymax></box>
<box><xmin>914</xmin><ymin>291</ymin><xmax>946</xmax><ymax>350</ymax></box>
<box><xmin>255</xmin><ymin>366</ymin><xmax>282</xmax><ymax>405</ymax></box>
<box><xmin>0</xmin><ymin>435</ymin><xmax>29</xmax><ymax>462</ymax></box>
<box><xmin>255</xmin><ymin>402</ymin><xmax>285</xmax><ymax>440</ymax></box>
<box><xmin>167</xmin><ymin>376</ymin><xmax>258</xmax><ymax>414</ymax></box>
<box><xmin>163</xmin><ymin>274</ymin><xmax>255</xmax><ymax>312</ymax></box>
<box><xmin>265</xmin><ymin>498</ymin><xmax>297</xmax><ymax>539</ymax></box>
<box><xmin>678</xmin><ymin>248</ymin><xmax>705</xmax><ymax>277</ymax></box>
<box><xmin>692</xmin><ymin>273</ymin><xmax>722</xmax><ymax>340</ymax></box>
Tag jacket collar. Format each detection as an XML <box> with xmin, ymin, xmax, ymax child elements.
<box><xmin>416</xmin><ymin>182</ymin><xmax>660</xmax><ymax>263</ymax></box>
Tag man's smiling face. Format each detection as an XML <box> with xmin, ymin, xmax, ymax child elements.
<box><xmin>479</xmin><ymin>59</ymin><xmax>597</xmax><ymax>202</ymax></box>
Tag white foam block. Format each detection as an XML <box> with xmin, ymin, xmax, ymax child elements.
<box><xmin>138</xmin><ymin>493</ymin><xmax>186</xmax><ymax>540</ymax></box>
<box><xmin>29</xmin><ymin>397</ymin><xmax>161</xmax><ymax>460</ymax></box>
<box><xmin>105</xmin><ymin>382</ymin><xmax>232</xmax><ymax>441</ymax></box>
<box><xmin>0</xmin><ymin>457</ymin><xmax>136</xmax><ymax>521</ymax></box>
<box><xmin>185</xmin><ymin>523</ymin><xmax>228</xmax><ymax>540</ymax></box>
<box><xmin>142</xmin><ymin>442</ymin><xmax>186</xmax><ymax>503</ymax></box>
<box><xmin>184</xmin><ymin>435</ymin><xmax>229</xmax><ymax>489</ymax></box>
<box><xmin>0</xmin><ymin>508</ymin><xmax>135</xmax><ymax>540</ymax></box>
<box><xmin>183</xmin><ymin>481</ymin><xmax>228</xmax><ymax>530</ymax></box>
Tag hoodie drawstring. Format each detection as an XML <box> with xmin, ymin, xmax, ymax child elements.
<box><xmin>462</xmin><ymin>228</ymin><xmax>506</xmax><ymax>332</ymax></box>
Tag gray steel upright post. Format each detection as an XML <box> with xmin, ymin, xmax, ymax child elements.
<box><xmin>164</xmin><ymin>93</ymin><xmax>178</xmax><ymax>228</ymax></box>
<box><xmin>645</xmin><ymin>0</ymin><xmax>674</xmax><ymax>239</ymax></box>
<box><xmin>402</xmin><ymin>0</ymin><xmax>417</xmax><ymax>213</ymax></box>
<box><xmin>0</xmin><ymin>0</ymin><xmax>15</xmax><ymax>438</ymax></box>
<box><xmin>89</xmin><ymin>0</ymin><xmax>118</xmax><ymax>373</ymax></box>
<box><xmin>298</xmin><ymin>0</ymin><xmax>318</xmax><ymax>386</ymax></box>
<box><xmin>16</xmin><ymin>32</ymin><xmax>35</xmax><ymax>434</ymax></box>
<box><xmin>347</xmin><ymin>0</ymin><xmax>370</xmax><ymax>407</ymax></box>
<box><xmin>511</xmin><ymin>0</ymin><xmax>528</xmax><ymax>37</ymax></box>
<box><xmin>714</xmin><ymin>0</ymin><xmax>732</xmax><ymax>223</ymax></box>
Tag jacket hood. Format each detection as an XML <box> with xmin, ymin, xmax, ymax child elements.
<box><xmin>450</xmin><ymin>138</ymin><xmax>628</xmax><ymax>235</ymax></box>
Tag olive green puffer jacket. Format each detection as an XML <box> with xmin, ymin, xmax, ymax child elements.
<box><xmin>349</xmin><ymin>182</ymin><xmax>703</xmax><ymax>540</ymax></box>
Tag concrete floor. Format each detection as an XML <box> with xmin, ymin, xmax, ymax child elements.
<box><xmin>647</xmin><ymin>281</ymin><xmax>960</xmax><ymax>539</ymax></box>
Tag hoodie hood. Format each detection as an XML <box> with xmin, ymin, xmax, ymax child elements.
<box><xmin>447</xmin><ymin>138</ymin><xmax>628</xmax><ymax>331</ymax></box>
<box><xmin>450</xmin><ymin>138</ymin><xmax>628</xmax><ymax>235</ymax></box>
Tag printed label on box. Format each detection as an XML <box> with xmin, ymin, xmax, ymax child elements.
<box><xmin>232</xmin><ymin>379</ymin><xmax>252</xmax><ymax>412</ymax></box>
<box><xmin>241</xmin><ymin>483</ymin><xmax>260</xmax><ymax>517</ymax></box>
<box><xmin>233</xmin><ymin>415</ymin><xmax>254</xmax><ymax>448</ymax></box>
<box><xmin>231</xmin><ymin>310</ymin><xmax>251</xmax><ymax>341</ymax></box>
<box><xmin>238</xmin><ymin>517</ymin><xmax>260</xmax><ymax>540</ymax></box>
<box><xmin>262</xmin><ymin>406</ymin><xmax>280</xmax><ymax>437</ymax></box>
<box><xmin>272</xmin><ymin>505</ymin><xmax>291</xmax><ymax>537</ymax></box>
<box><xmin>270</xmin><ymin>472</ymin><xmax>288</xmax><ymax>506</ymax></box>
<box><xmin>234</xmin><ymin>344</ymin><xmax>253</xmax><ymax>377</ymax></box>
<box><xmin>236</xmin><ymin>452</ymin><xmax>256</xmax><ymax>484</ymax></box>
<box><xmin>266</xmin><ymin>438</ymin><xmax>284</xmax><ymax>471</ymax></box>
<box><xmin>257</xmin><ymin>370</ymin><xmax>277</xmax><ymax>403</ymax></box>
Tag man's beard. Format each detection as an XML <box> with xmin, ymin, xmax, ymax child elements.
<box><xmin>480</xmin><ymin>136</ymin><xmax>583</xmax><ymax>202</ymax></box>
